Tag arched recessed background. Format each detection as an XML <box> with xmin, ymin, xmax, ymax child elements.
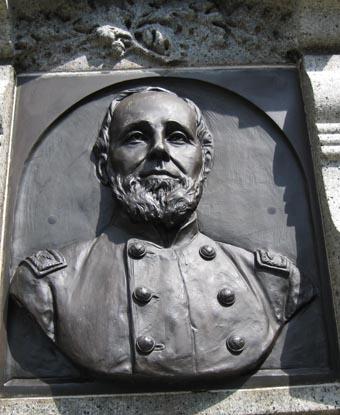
<box><xmin>12</xmin><ymin>78</ymin><xmax>315</xmax><ymax>273</ymax></box>
<box><xmin>6</xmin><ymin>71</ymin><xmax>333</xmax><ymax>388</ymax></box>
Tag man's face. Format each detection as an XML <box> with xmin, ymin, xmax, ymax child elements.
<box><xmin>108</xmin><ymin>92</ymin><xmax>203</xmax><ymax>182</ymax></box>
<box><xmin>106</xmin><ymin>91</ymin><xmax>205</xmax><ymax>226</ymax></box>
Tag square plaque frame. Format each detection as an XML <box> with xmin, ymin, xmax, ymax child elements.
<box><xmin>1</xmin><ymin>66</ymin><xmax>339</xmax><ymax>396</ymax></box>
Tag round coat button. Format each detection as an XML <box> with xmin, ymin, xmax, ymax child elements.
<box><xmin>226</xmin><ymin>335</ymin><xmax>245</xmax><ymax>354</ymax></box>
<box><xmin>128</xmin><ymin>242</ymin><xmax>146</xmax><ymax>259</ymax></box>
<box><xmin>133</xmin><ymin>286</ymin><xmax>152</xmax><ymax>304</ymax></box>
<box><xmin>136</xmin><ymin>336</ymin><xmax>155</xmax><ymax>354</ymax></box>
<box><xmin>217</xmin><ymin>288</ymin><xmax>235</xmax><ymax>307</ymax></box>
<box><xmin>199</xmin><ymin>245</ymin><xmax>216</xmax><ymax>260</ymax></box>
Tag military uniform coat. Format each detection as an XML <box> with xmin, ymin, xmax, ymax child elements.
<box><xmin>10</xmin><ymin>216</ymin><xmax>315</xmax><ymax>378</ymax></box>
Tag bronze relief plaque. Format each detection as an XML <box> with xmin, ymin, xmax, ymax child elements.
<box><xmin>2</xmin><ymin>68</ymin><xmax>338</xmax><ymax>396</ymax></box>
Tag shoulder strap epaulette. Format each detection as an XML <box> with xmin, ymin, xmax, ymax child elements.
<box><xmin>21</xmin><ymin>249</ymin><xmax>67</xmax><ymax>277</ymax></box>
<box><xmin>255</xmin><ymin>249</ymin><xmax>290</xmax><ymax>274</ymax></box>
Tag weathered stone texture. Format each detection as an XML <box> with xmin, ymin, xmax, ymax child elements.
<box><xmin>300</xmin><ymin>54</ymin><xmax>340</xmax><ymax>347</ymax></box>
<box><xmin>1</xmin><ymin>383</ymin><xmax>340</xmax><ymax>414</ymax></box>
<box><xmin>2</xmin><ymin>0</ymin><xmax>340</xmax><ymax>72</ymax></box>
<box><xmin>298</xmin><ymin>0</ymin><xmax>340</xmax><ymax>49</ymax></box>
<box><xmin>0</xmin><ymin>66</ymin><xmax>14</xmax><ymax>241</ymax></box>
<box><xmin>0</xmin><ymin>0</ymin><xmax>13</xmax><ymax>58</ymax></box>
<box><xmin>9</xmin><ymin>0</ymin><xmax>300</xmax><ymax>72</ymax></box>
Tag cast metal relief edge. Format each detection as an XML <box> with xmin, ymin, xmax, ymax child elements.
<box><xmin>0</xmin><ymin>66</ymin><xmax>15</xmax><ymax>393</ymax></box>
<box><xmin>8</xmin><ymin>84</ymin><xmax>316</xmax><ymax>380</ymax></box>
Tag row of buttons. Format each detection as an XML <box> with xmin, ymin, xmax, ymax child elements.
<box><xmin>128</xmin><ymin>242</ymin><xmax>217</xmax><ymax>261</ymax></box>
<box><xmin>132</xmin><ymin>285</ymin><xmax>236</xmax><ymax>307</ymax></box>
<box><xmin>135</xmin><ymin>334</ymin><xmax>246</xmax><ymax>355</ymax></box>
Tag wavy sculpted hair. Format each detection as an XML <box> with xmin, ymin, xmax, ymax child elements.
<box><xmin>93</xmin><ymin>86</ymin><xmax>214</xmax><ymax>184</ymax></box>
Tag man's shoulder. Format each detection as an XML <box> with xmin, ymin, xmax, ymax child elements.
<box><xmin>15</xmin><ymin>227</ymin><xmax>126</xmax><ymax>281</ymax></box>
<box><xmin>17</xmin><ymin>238</ymin><xmax>95</xmax><ymax>279</ymax></box>
<box><xmin>202</xmin><ymin>234</ymin><xmax>295</xmax><ymax>275</ymax></box>
<box><xmin>8</xmin><ymin>240</ymin><xmax>98</xmax><ymax>341</ymax></box>
<box><xmin>215</xmin><ymin>239</ymin><xmax>253</xmax><ymax>259</ymax></box>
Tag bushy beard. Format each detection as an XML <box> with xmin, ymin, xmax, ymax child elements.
<box><xmin>110</xmin><ymin>173</ymin><xmax>204</xmax><ymax>227</ymax></box>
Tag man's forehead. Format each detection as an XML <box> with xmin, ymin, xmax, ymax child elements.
<box><xmin>111</xmin><ymin>92</ymin><xmax>197</xmax><ymax>130</ymax></box>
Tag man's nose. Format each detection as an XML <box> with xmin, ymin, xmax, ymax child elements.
<box><xmin>148</xmin><ymin>132</ymin><xmax>170</xmax><ymax>161</ymax></box>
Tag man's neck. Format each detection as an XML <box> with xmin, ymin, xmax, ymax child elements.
<box><xmin>111</xmin><ymin>210</ymin><xmax>199</xmax><ymax>248</ymax></box>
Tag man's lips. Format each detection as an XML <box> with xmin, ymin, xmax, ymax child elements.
<box><xmin>139</xmin><ymin>170</ymin><xmax>179</xmax><ymax>179</ymax></box>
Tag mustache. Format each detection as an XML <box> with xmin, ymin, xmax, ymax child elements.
<box><xmin>139</xmin><ymin>168</ymin><xmax>180</xmax><ymax>179</ymax></box>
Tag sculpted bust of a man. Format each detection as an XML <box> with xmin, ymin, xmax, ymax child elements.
<box><xmin>10</xmin><ymin>87</ymin><xmax>315</xmax><ymax>379</ymax></box>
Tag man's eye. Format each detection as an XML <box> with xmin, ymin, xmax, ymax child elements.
<box><xmin>167</xmin><ymin>131</ymin><xmax>188</xmax><ymax>144</ymax></box>
<box><xmin>124</xmin><ymin>131</ymin><xmax>146</xmax><ymax>145</ymax></box>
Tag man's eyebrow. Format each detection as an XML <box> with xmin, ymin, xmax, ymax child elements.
<box><xmin>118</xmin><ymin>121</ymin><xmax>153</xmax><ymax>137</ymax></box>
<box><xmin>165</xmin><ymin>120</ymin><xmax>195</xmax><ymax>137</ymax></box>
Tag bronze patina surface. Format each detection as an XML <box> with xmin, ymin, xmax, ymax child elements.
<box><xmin>3</xmin><ymin>68</ymin><xmax>338</xmax><ymax>395</ymax></box>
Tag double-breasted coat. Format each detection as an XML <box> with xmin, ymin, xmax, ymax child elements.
<box><xmin>10</xmin><ymin>215</ymin><xmax>314</xmax><ymax>378</ymax></box>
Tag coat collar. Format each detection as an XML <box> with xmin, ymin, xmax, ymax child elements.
<box><xmin>109</xmin><ymin>211</ymin><xmax>199</xmax><ymax>248</ymax></box>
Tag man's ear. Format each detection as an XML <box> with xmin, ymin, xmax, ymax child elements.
<box><xmin>96</xmin><ymin>153</ymin><xmax>110</xmax><ymax>186</ymax></box>
<box><xmin>202</xmin><ymin>150</ymin><xmax>213</xmax><ymax>179</ymax></box>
